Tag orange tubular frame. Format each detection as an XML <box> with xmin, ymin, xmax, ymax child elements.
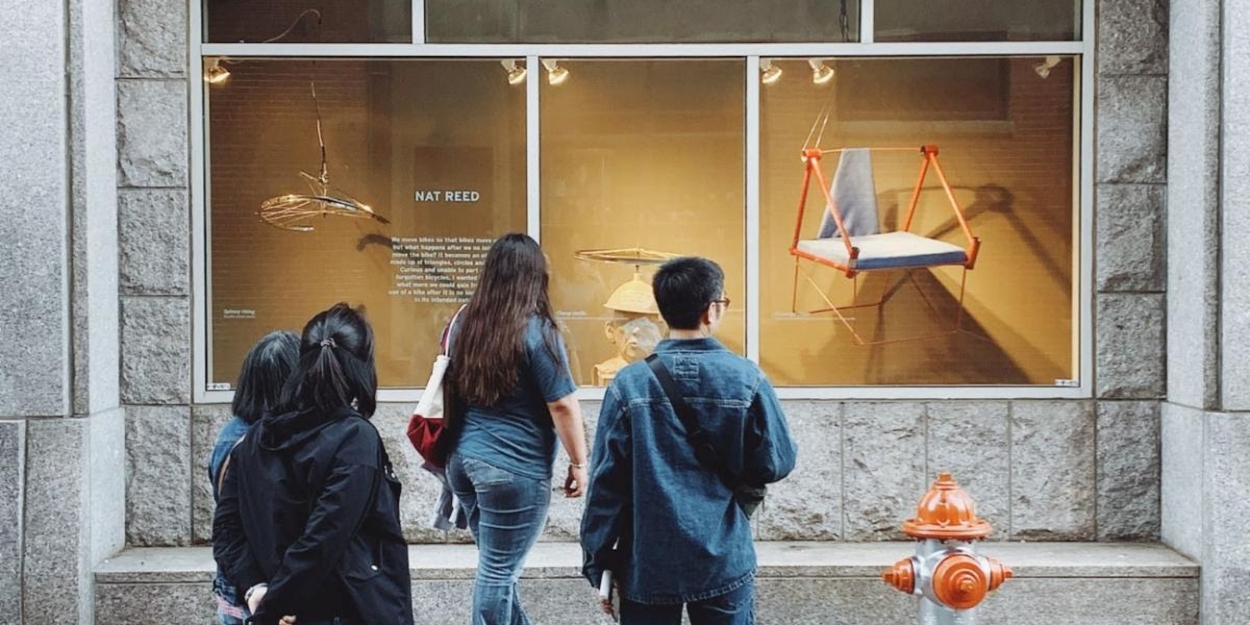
<box><xmin>787</xmin><ymin>145</ymin><xmax>983</xmax><ymax>346</ymax></box>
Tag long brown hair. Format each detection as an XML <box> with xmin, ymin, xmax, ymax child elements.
<box><xmin>448</xmin><ymin>233</ymin><xmax>562</xmax><ymax>408</ymax></box>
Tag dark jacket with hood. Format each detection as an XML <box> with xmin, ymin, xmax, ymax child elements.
<box><xmin>212</xmin><ymin>406</ymin><xmax>413</xmax><ymax>625</ymax></box>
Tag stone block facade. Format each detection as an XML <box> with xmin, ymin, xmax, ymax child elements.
<box><xmin>0</xmin><ymin>422</ymin><xmax>25</xmax><ymax>623</ymax></box>
<box><xmin>177</xmin><ymin>399</ymin><xmax>1147</xmax><ymax>546</ymax></box>
<box><xmin>105</xmin><ymin>0</ymin><xmax>1167</xmax><ymax>554</ymax></box>
<box><xmin>16</xmin><ymin>0</ymin><xmax>1250</xmax><ymax>622</ymax></box>
<box><xmin>94</xmin><ymin>543</ymin><xmax>1201</xmax><ymax>625</ymax></box>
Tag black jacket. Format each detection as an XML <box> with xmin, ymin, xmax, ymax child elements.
<box><xmin>212</xmin><ymin>406</ymin><xmax>413</xmax><ymax>625</ymax></box>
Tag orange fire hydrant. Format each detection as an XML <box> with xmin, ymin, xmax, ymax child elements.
<box><xmin>883</xmin><ymin>473</ymin><xmax>1012</xmax><ymax>624</ymax></box>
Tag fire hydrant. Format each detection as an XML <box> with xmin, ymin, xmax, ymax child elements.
<box><xmin>883</xmin><ymin>473</ymin><xmax>1012</xmax><ymax>624</ymax></box>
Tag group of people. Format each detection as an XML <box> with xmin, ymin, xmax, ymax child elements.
<box><xmin>210</xmin><ymin>233</ymin><xmax>798</xmax><ymax>625</ymax></box>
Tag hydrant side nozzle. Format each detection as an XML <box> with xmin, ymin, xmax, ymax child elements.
<box><xmin>987</xmin><ymin>559</ymin><xmax>1013</xmax><ymax>592</ymax></box>
<box><xmin>883</xmin><ymin>558</ymin><xmax>916</xmax><ymax>595</ymax></box>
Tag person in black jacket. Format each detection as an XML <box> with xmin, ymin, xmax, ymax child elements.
<box><xmin>213</xmin><ymin>303</ymin><xmax>413</xmax><ymax>625</ymax></box>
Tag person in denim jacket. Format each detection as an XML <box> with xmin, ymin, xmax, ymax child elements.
<box><xmin>208</xmin><ymin>331</ymin><xmax>300</xmax><ymax>625</ymax></box>
<box><xmin>581</xmin><ymin>257</ymin><xmax>798</xmax><ymax>625</ymax></box>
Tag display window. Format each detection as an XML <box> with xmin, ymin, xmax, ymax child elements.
<box><xmin>875</xmin><ymin>0</ymin><xmax>1079</xmax><ymax>42</ymax></box>
<box><xmin>206</xmin><ymin>59</ymin><xmax>526</xmax><ymax>389</ymax></box>
<box><xmin>759</xmin><ymin>56</ymin><xmax>1079</xmax><ymax>386</ymax></box>
<box><xmin>539</xmin><ymin>60</ymin><xmax>747</xmax><ymax>386</ymax></box>
<box><xmin>204</xmin><ymin>0</ymin><xmax>411</xmax><ymax>44</ymax></box>
<box><xmin>194</xmin><ymin>1</ymin><xmax>1092</xmax><ymax>398</ymax></box>
<box><xmin>425</xmin><ymin>0</ymin><xmax>861</xmax><ymax>44</ymax></box>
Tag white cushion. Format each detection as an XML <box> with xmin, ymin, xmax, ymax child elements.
<box><xmin>797</xmin><ymin>231</ymin><xmax>968</xmax><ymax>271</ymax></box>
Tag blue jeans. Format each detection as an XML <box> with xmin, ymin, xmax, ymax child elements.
<box><xmin>447</xmin><ymin>454</ymin><xmax>552</xmax><ymax>625</ymax></box>
<box><xmin>620</xmin><ymin>582</ymin><xmax>754</xmax><ymax>625</ymax></box>
<box><xmin>212</xmin><ymin>574</ymin><xmax>247</xmax><ymax>625</ymax></box>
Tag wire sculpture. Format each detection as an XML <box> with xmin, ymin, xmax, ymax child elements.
<box><xmin>259</xmin><ymin>81</ymin><xmax>390</xmax><ymax>232</ymax></box>
<box><xmin>255</xmin><ymin>10</ymin><xmax>387</xmax><ymax>232</ymax></box>
<box><xmin>574</xmin><ymin>248</ymin><xmax>679</xmax><ymax>269</ymax></box>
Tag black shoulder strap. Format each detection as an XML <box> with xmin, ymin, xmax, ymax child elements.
<box><xmin>646</xmin><ymin>354</ymin><xmax>734</xmax><ymax>485</ymax></box>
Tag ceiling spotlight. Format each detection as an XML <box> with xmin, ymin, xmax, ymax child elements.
<box><xmin>761</xmin><ymin>59</ymin><xmax>782</xmax><ymax>85</ymax></box>
<box><xmin>809</xmin><ymin>58</ymin><xmax>835</xmax><ymax>85</ymax></box>
<box><xmin>204</xmin><ymin>58</ymin><xmax>231</xmax><ymax>85</ymax></box>
<box><xmin>501</xmin><ymin>59</ymin><xmax>527</xmax><ymax>85</ymax></box>
<box><xmin>542</xmin><ymin>59</ymin><xmax>569</xmax><ymax>86</ymax></box>
<box><xmin>1033</xmin><ymin>55</ymin><xmax>1062</xmax><ymax>79</ymax></box>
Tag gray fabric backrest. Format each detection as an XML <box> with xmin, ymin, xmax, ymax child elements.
<box><xmin>817</xmin><ymin>148</ymin><xmax>879</xmax><ymax>239</ymax></box>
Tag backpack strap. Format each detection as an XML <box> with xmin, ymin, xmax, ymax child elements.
<box><xmin>440</xmin><ymin>305</ymin><xmax>467</xmax><ymax>356</ymax></box>
<box><xmin>215</xmin><ymin>435</ymin><xmax>248</xmax><ymax>495</ymax></box>
<box><xmin>645</xmin><ymin>354</ymin><xmax>737</xmax><ymax>489</ymax></box>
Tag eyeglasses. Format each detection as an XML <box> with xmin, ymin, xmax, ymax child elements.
<box><xmin>709</xmin><ymin>296</ymin><xmax>731</xmax><ymax>309</ymax></box>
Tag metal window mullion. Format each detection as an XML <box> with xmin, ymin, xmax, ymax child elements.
<box><xmin>412</xmin><ymin>0</ymin><xmax>425</xmax><ymax>44</ymax></box>
<box><xmin>191</xmin><ymin>0</ymin><xmax>210</xmax><ymax>402</ymax></box>
<box><xmin>200</xmin><ymin>41</ymin><xmax>1086</xmax><ymax>58</ymax></box>
<box><xmin>774</xmin><ymin>385</ymin><xmax>1089</xmax><ymax>401</ymax></box>
<box><xmin>1078</xmin><ymin>0</ymin><xmax>1095</xmax><ymax>395</ymax></box>
<box><xmin>746</xmin><ymin>57</ymin><xmax>761</xmax><ymax>365</ymax></box>
<box><xmin>860</xmin><ymin>0</ymin><xmax>875</xmax><ymax>43</ymax></box>
<box><xmin>527</xmin><ymin>55</ymin><xmax>541</xmax><ymax>241</ymax></box>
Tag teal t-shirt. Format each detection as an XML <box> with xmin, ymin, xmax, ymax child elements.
<box><xmin>454</xmin><ymin>316</ymin><xmax>577</xmax><ymax>481</ymax></box>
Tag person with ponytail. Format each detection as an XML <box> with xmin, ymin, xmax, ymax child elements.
<box><xmin>213</xmin><ymin>304</ymin><xmax>413</xmax><ymax>625</ymax></box>
<box><xmin>438</xmin><ymin>233</ymin><xmax>589</xmax><ymax>625</ymax></box>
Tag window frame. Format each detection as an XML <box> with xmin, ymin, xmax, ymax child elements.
<box><xmin>190</xmin><ymin>0</ymin><xmax>1095</xmax><ymax>403</ymax></box>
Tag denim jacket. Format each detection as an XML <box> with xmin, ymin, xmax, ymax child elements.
<box><xmin>580</xmin><ymin>338</ymin><xmax>797</xmax><ymax>605</ymax></box>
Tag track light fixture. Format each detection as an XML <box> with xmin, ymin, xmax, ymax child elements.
<box><xmin>541</xmin><ymin>59</ymin><xmax>569</xmax><ymax>85</ymax></box>
<box><xmin>1033</xmin><ymin>55</ymin><xmax>1062</xmax><ymax>79</ymax></box>
<box><xmin>501</xmin><ymin>59</ymin><xmax>527</xmax><ymax>85</ymax></box>
<box><xmin>761</xmin><ymin>59</ymin><xmax>782</xmax><ymax>85</ymax></box>
<box><xmin>808</xmin><ymin>59</ymin><xmax>835</xmax><ymax>85</ymax></box>
<box><xmin>202</xmin><ymin>11</ymin><xmax>323</xmax><ymax>86</ymax></box>
<box><xmin>204</xmin><ymin>58</ymin><xmax>231</xmax><ymax>85</ymax></box>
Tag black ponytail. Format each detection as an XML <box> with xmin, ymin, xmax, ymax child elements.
<box><xmin>280</xmin><ymin>303</ymin><xmax>378</xmax><ymax>417</ymax></box>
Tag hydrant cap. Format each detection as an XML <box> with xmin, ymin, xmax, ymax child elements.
<box><xmin>932</xmin><ymin>554</ymin><xmax>989</xmax><ymax>610</ymax></box>
<box><xmin>901</xmin><ymin>472</ymin><xmax>992</xmax><ymax>540</ymax></box>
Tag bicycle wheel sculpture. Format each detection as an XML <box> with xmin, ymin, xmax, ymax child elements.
<box><xmin>259</xmin><ymin>81</ymin><xmax>390</xmax><ymax>232</ymax></box>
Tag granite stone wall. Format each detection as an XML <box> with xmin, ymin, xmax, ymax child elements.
<box><xmin>114</xmin><ymin>0</ymin><xmax>1167</xmax><ymax>550</ymax></box>
<box><xmin>1160</xmin><ymin>0</ymin><xmax>1250</xmax><ymax>623</ymax></box>
<box><xmin>186</xmin><ymin>398</ymin><xmax>1151</xmax><ymax>546</ymax></box>
<box><xmin>0</xmin><ymin>0</ymin><xmax>125</xmax><ymax>623</ymax></box>
<box><xmin>116</xmin><ymin>0</ymin><xmax>195</xmax><ymax>549</ymax></box>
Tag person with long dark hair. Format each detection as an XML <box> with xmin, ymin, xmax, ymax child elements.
<box><xmin>213</xmin><ymin>304</ymin><xmax>413</xmax><ymax>625</ymax></box>
<box><xmin>438</xmin><ymin>233</ymin><xmax>589</xmax><ymax>625</ymax></box>
<box><xmin>208</xmin><ymin>331</ymin><xmax>300</xmax><ymax>625</ymax></box>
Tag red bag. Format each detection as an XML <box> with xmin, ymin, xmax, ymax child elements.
<box><xmin>406</xmin><ymin>307</ymin><xmax>464</xmax><ymax>468</ymax></box>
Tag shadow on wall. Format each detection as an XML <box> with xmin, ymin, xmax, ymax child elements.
<box><xmin>782</xmin><ymin>268</ymin><xmax>1036</xmax><ymax>386</ymax></box>
<box><xmin>768</xmin><ymin>181</ymin><xmax>1072</xmax><ymax>386</ymax></box>
<box><xmin>878</xmin><ymin>183</ymin><xmax>1069</xmax><ymax>292</ymax></box>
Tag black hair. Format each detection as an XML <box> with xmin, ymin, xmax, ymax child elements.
<box><xmin>231</xmin><ymin>331</ymin><xmax>300</xmax><ymax>424</ymax></box>
<box><xmin>280</xmin><ymin>303</ymin><xmax>378</xmax><ymax>417</ymax></box>
<box><xmin>652</xmin><ymin>257</ymin><xmax>725</xmax><ymax>330</ymax></box>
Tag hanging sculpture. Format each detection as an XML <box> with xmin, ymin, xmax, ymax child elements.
<box><xmin>259</xmin><ymin>80</ymin><xmax>390</xmax><ymax>232</ymax></box>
